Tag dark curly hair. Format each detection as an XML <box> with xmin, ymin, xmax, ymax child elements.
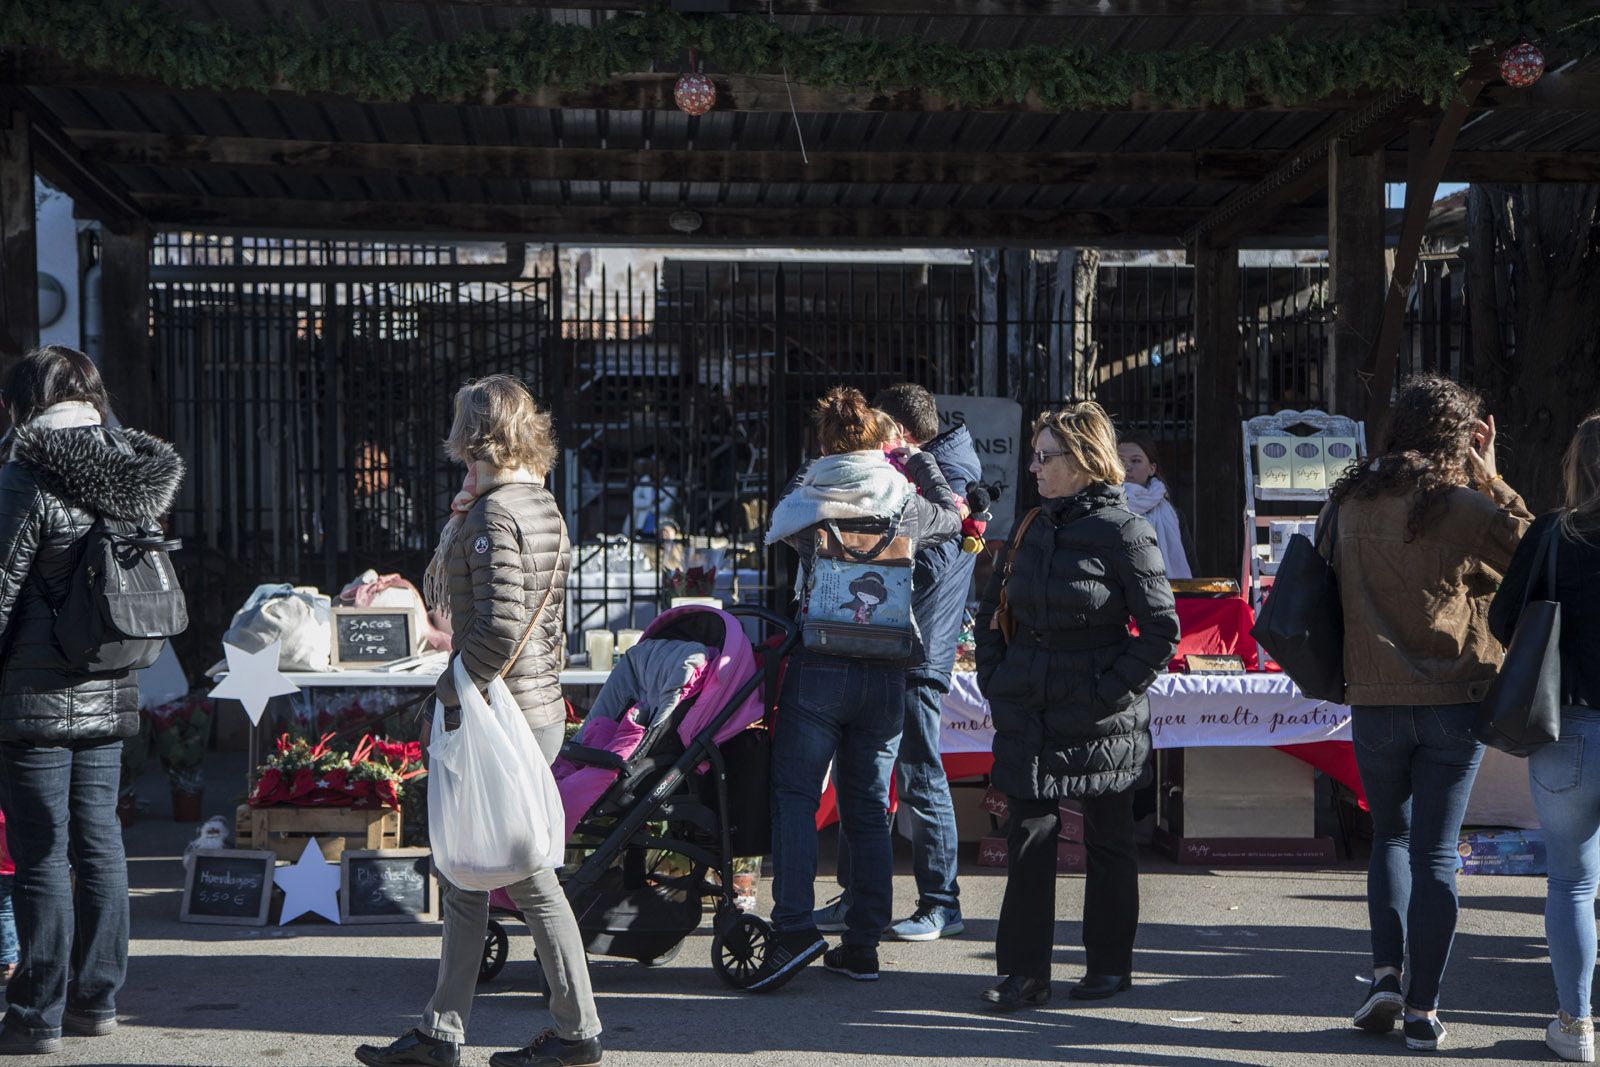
<box><xmin>1329</xmin><ymin>374</ymin><xmax>1484</xmax><ymax>540</ymax></box>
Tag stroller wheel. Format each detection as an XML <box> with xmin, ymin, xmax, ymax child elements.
<box><xmin>711</xmin><ymin>913</ymin><xmax>772</xmax><ymax>990</ymax></box>
<box><xmin>641</xmin><ymin>942</ymin><xmax>683</xmax><ymax>968</ymax></box>
<box><xmin>478</xmin><ymin>920</ymin><xmax>510</xmax><ymax>984</ymax></box>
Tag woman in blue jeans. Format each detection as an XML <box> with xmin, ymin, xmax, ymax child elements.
<box><xmin>1324</xmin><ymin>376</ymin><xmax>1531</xmax><ymax>1052</ymax></box>
<box><xmin>748</xmin><ymin>386</ymin><xmax>959</xmax><ymax>993</ymax></box>
<box><xmin>1490</xmin><ymin>414</ymin><xmax>1600</xmax><ymax>1063</ymax></box>
<box><xmin>0</xmin><ymin>347</ymin><xmax>184</xmax><ymax>1055</ymax></box>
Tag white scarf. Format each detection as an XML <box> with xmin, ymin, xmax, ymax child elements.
<box><xmin>1123</xmin><ymin>477</ymin><xmax>1193</xmax><ymax>579</ymax></box>
<box><xmin>9</xmin><ymin>401</ymin><xmax>102</xmax><ymax>458</ymax></box>
<box><xmin>765</xmin><ymin>452</ymin><xmax>912</xmax><ymax>546</ymax></box>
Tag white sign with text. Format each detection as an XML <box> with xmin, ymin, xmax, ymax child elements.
<box><xmin>940</xmin><ymin>670</ymin><xmax>1351</xmax><ymax>754</ymax></box>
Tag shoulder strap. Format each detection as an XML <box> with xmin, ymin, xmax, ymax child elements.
<box><xmin>496</xmin><ymin>578</ymin><xmax>558</xmax><ymax>682</ymax></box>
<box><xmin>1002</xmin><ymin>508</ymin><xmax>1042</xmax><ymax>576</ymax></box>
<box><xmin>1533</xmin><ymin>518</ymin><xmax>1561</xmax><ymax>606</ymax></box>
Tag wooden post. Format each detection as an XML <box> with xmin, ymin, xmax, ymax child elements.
<box><xmin>1191</xmin><ymin>240</ymin><xmax>1243</xmax><ymax>579</ymax></box>
<box><xmin>99</xmin><ymin>223</ymin><xmax>156</xmax><ymax>432</ymax></box>
<box><xmin>1358</xmin><ymin>78</ymin><xmax>1486</xmax><ymax>430</ymax></box>
<box><xmin>0</xmin><ymin>109</ymin><xmax>37</xmax><ymax>368</ymax></box>
<box><xmin>1327</xmin><ymin>140</ymin><xmax>1385</xmax><ymax>418</ymax></box>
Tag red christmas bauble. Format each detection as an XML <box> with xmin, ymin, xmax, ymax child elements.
<box><xmin>1500</xmin><ymin>41</ymin><xmax>1545</xmax><ymax>89</ymax></box>
<box><xmin>674</xmin><ymin>71</ymin><xmax>716</xmax><ymax>116</ymax></box>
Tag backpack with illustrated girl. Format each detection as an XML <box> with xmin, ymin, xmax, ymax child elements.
<box><xmin>799</xmin><ymin>519</ymin><xmax>916</xmax><ymax>660</ymax></box>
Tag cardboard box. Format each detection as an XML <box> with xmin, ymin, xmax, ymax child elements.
<box><xmin>1289</xmin><ymin>439</ymin><xmax>1327</xmax><ymax>491</ymax></box>
<box><xmin>1175</xmin><ymin>747</ymin><xmax>1315</xmax><ymax>839</ymax></box>
<box><xmin>977</xmin><ymin>836</ymin><xmax>1085</xmax><ymax>873</ymax></box>
<box><xmin>1323</xmin><ymin>437</ymin><xmax>1360</xmax><ymax>485</ymax></box>
<box><xmin>978</xmin><ymin>787</ymin><xmax>1083</xmax><ymax>842</ymax></box>
<box><xmin>1255</xmin><ymin>437</ymin><xmax>1294</xmax><ymax>489</ymax></box>
<box><xmin>1457</xmin><ymin>828</ymin><xmax>1547</xmax><ymax>875</ymax></box>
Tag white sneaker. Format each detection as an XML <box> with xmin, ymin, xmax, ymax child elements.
<box><xmin>1548</xmin><ymin>1015</ymin><xmax>1596</xmax><ymax>1063</ymax></box>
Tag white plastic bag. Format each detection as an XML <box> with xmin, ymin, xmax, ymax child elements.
<box><xmin>427</xmin><ymin>659</ymin><xmax>566</xmax><ymax>891</ymax></box>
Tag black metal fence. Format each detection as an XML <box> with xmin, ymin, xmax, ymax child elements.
<box><xmin>149</xmin><ymin>239</ymin><xmax>1416</xmax><ymax>673</ymax></box>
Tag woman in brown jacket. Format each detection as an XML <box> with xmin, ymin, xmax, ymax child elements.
<box><xmin>357</xmin><ymin>376</ymin><xmax>601</xmax><ymax>1067</ymax></box>
<box><xmin>1329</xmin><ymin>375</ymin><xmax>1532</xmax><ymax>1052</ymax></box>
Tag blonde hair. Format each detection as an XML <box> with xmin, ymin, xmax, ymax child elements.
<box><xmin>1562</xmin><ymin>412</ymin><xmax>1600</xmax><ymax>542</ymax></box>
<box><xmin>813</xmin><ymin>386</ymin><xmax>897</xmax><ymax>455</ymax></box>
<box><xmin>445</xmin><ymin>375</ymin><xmax>556</xmax><ymax>476</ymax></box>
<box><xmin>1033</xmin><ymin>402</ymin><xmax>1125</xmax><ymax>486</ymax></box>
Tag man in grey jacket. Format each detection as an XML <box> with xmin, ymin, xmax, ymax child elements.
<box><xmin>815</xmin><ymin>384</ymin><xmax>982</xmax><ymax>942</ymax></box>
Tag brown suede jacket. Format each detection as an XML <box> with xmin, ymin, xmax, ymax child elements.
<box><xmin>1320</xmin><ymin>478</ymin><xmax>1532</xmax><ymax>707</ymax></box>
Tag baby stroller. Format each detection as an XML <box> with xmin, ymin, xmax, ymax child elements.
<box><xmin>477</xmin><ymin>604</ymin><xmax>795</xmax><ymax>990</ymax></box>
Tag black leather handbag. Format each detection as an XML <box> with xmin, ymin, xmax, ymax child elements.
<box><xmin>1475</xmin><ymin>522</ymin><xmax>1563</xmax><ymax>757</ymax></box>
<box><xmin>1250</xmin><ymin>505</ymin><xmax>1345</xmax><ymax>703</ymax></box>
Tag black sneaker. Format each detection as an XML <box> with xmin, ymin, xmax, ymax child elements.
<box><xmin>0</xmin><ymin>1023</ymin><xmax>61</xmax><ymax>1056</ymax></box>
<box><xmin>823</xmin><ymin>943</ymin><xmax>880</xmax><ymax>982</ymax></box>
<box><xmin>1404</xmin><ymin>1015</ymin><xmax>1447</xmax><ymax>1051</ymax></box>
<box><xmin>489</xmin><ymin>1029</ymin><xmax>602</xmax><ymax>1067</ymax></box>
<box><xmin>355</xmin><ymin>1029</ymin><xmax>462</xmax><ymax>1067</ymax></box>
<box><xmin>745</xmin><ymin>927</ymin><xmax>827</xmax><ymax>993</ymax></box>
<box><xmin>1354</xmin><ymin>974</ymin><xmax>1405</xmax><ymax>1033</ymax></box>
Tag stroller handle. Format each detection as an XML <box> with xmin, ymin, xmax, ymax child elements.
<box><xmin>723</xmin><ymin>604</ymin><xmax>796</xmax><ymax>639</ymax></box>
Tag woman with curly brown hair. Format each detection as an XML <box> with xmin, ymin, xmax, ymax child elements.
<box><xmin>1329</xmin><ymin>375</ymin><xmax>1532</xmax><ymax>1052</ymax></box>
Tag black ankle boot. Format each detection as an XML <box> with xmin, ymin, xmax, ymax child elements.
<box><xmin>1069</xmin><ymin>973</ymin><xmax>1132</xmax><ymax>1000</ymax></box>
<box><xmin>982</xmin><ymin>975</ymin><xmax>1051</xmax><ymax>1012</ymax></box>
<box><xmin>355</xmin><ymin>1029</ymin><xmax>462</xmax><ymax>1067</ymax></box>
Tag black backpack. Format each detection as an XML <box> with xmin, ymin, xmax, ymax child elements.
<box><xmin>36</xmin><ymin>518</ymin><xmax>188</xmax><ymax>673</ymax></box>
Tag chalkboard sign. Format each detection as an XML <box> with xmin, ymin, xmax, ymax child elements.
<box><xmin>340</xmin><ymin>848</ymin><xmax>437</xmax><ymax>924</ymax></box>
<box><xmin>331</xmin><ymin>607</ymin><xmax>413</xmax><ymax>668</ymax></box>
<box><xmin>180</xmin><ymin>849</ymin><xmax>276</xmax><ymax>926</ymax></box>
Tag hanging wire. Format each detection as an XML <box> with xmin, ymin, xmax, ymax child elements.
<box><xmin>768</xmin><ymin>1</ymin><xmax>809</xmax><ymax>164</ymax></box>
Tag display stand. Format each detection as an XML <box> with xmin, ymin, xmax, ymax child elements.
<box><xmin>1241</xmin><ymin>409</ymin><xmax>1367</xmax><ymax>665</ymax></box>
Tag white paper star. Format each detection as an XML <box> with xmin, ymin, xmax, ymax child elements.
<box><xmin>275</xmin><ymin>837</ymin><xmax>342</xmax><ymax>926</ymax></box>
<box><xmin>210</xmin><ymin>640</ymin><xmax>299</xmax><ymax>726</ymax></box>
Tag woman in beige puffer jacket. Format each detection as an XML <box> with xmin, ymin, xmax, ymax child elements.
<box><xmin>356</xmin><ymin>375</ymin><xmax>602</xmax><ymax>1067</ymax></box>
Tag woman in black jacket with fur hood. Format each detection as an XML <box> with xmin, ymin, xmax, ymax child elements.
<box><xmin>0</xmin><ymin>346</ymin><xmax>183</xmax><ymax>1055</ymax></box>
<box><xmin>975</xmin><ymin>402</ymin><xmax>1178</xmax><ymax>1013</ymax></box>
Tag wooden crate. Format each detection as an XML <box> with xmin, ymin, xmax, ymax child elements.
<box><xmin>235</xmin><ymin>804</ymin><xmax>401</xmax><ymax>863</ymax></box>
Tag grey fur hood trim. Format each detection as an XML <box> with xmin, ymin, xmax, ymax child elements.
<box><xmin>11</xmin><ymin>425</ymin><xmax>184</xmax><ymax>521</ymax></box>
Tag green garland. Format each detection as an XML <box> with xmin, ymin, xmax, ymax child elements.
<box><xmin>0</xmin><ymin>0</ymin><xmax>1596</xmax><ymax>111</ymax></box>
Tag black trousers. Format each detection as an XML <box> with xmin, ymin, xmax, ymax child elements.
<box><xmin>994</xmin><ymin>787</ymin><xmax>1139</xmax><ymax>980</ymax></box>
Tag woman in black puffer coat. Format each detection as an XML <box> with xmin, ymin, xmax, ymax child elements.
<box><xmin>0</xmin><ymin>346</ymin><xmax>183</xmax><ymax>1055</ymax></box>
<box><xmin>975</xmin><ymin>402</ymin><xmax>1178</xmax><ymax>1013</ymax></box>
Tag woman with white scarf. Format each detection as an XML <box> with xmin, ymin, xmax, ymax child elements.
<box><xmin>1117</xmin><ymin>437</ymin><xmax>1193</xmax><ymax>580</ymax></box>
<box><xmin>746</xmin><ymin>387</ymin><xmax>961</xmax><ymax>994</ymax></box>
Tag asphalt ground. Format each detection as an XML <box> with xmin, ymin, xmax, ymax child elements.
<box><xmin>8</xmin><ymin>751</ymin><xmax>1561</xmax><ymax>1067</ymax></box>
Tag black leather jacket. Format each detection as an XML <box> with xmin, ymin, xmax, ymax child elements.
<box><xmin>0</xmin><ymin>424</ymin><xmax>184</xmax><ymax>744</ymax></box>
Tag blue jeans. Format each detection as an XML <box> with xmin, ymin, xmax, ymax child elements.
<box><xmin>1529</xmin><ymin>707</ymin><xmax>1600</xmax><ymax>1020</ymax></box>
<box><xmin>0</xmin><ymin>740</ymin><xmax>128</xmax><ymax>1039</ymax></box>
<box><xmin>771</xmin><ymin>651</ymin><xmax>904</xmax><ymax>948</ymax></box>
<box><xmin>0</xmin><ymin>874</ymin><xmax>16</xmax><ymax>966</ymax></box>
<box><xmin>835</xmin><ymin>679</ymin><xmax>960</xmax><ymax>911</ymax></box>
<box><xmin>1351</xmin><ymin>703</ymin><xmax>1484</xmax><ymax>1011</ymax></box>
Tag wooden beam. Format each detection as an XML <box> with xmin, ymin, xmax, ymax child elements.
<box><xmin>99</xmin><ymin>224</ymin><xmax>158</xmax><ymax>433</ymax></box>
<box><xmin>1358</xmin><ymin>78</ymin><xmax>1487</xmax><ymax>428</ymax></box>
<box><xmin>0</xmin><ymin>92</ymin><xmax>139</xmax><ymax>229</ymax></box>
<box><xmin>0</xmin><ymin>109</ymin><xmax>37</xmax><ymax>365</ymax></box>
<box><xmin>12</xmin><ymin>56</ymin><xmax>1597</xmax><ymax>115</ymax></box>
<box><xmin>373</xmin><ymin>0</ymin><xmax>1502</xmax><ymax>13</ymax></box>
<box><xmin>1191</xmin><ymin>238</ymin><xmax>1243</xmax><ymax>577</ymax></box>
<box><xmin>1328</xmin><ymin>138</ymin><xmax>1384</xmax><ymax>418</ymax></box>
<box><xmin>129</xmin><ymin>193</ymin><xmax>1335</xmax><ymax>244</ymax></box>
<box><xmin>67</xmin><ymin>130</ymin><xmax>1600</xmax><ymax>186</ymax></box>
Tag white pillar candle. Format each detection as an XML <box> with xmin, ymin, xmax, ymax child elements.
<box><xmin>584</xmin><ymin>629</ymin><xmax>615</xmax><ymax>671</ymax></box>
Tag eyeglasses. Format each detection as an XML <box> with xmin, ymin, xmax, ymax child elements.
<box><xmin>1031</xmin><ymin>449</ymin><xmax>1069</xmax><ymax>466</ymax></box>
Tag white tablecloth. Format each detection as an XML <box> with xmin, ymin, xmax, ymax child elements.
<box><xmin>940</xmin><ymin>670</ymin><xmax>1351</xmax><ymax>754</ymax></box>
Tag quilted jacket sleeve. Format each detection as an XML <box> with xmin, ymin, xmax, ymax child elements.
<box><xmin>973</xmin><ymin>553</ymin><xmax>1007</xmax><ymax>690</ymax></box>
<box><xmin>0</xmin><ymin>463</ymin><xmax>45</xmax><ymax>641</ymax></box>
<box><xmin>901</xmin><ymin>451</ymin><xmax>961</xmax><ymax>548</ymax></box>
<box><xmin>1096</xmin><ymin>515</ymin><xmax>1181</xmax><ymax>709</ymax></box>
<box><xmin>435</xmin><ymin>507</ymin><xmax>537</xmax><ymax>709</ymax></box>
